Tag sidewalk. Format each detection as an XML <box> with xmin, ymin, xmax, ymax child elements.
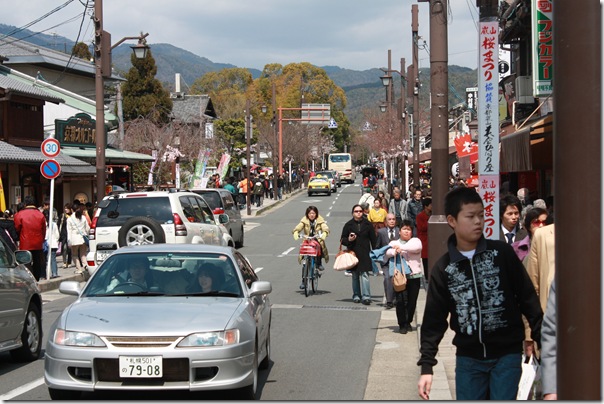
<box><xmin>364</xmin><ymin>286</ymin><xmax>456</xmax><ymax>400</ymax></box>
<box><xmin>240</xmin><ymin>187</ymin><xmax>305</xmax><ymax>220</ymax></box>
<box><xmin>37</xmin><ymin>255</ymin><xmax>90</xmax><ymax>293</ymax></box>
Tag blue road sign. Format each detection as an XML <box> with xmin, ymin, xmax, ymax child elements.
<box><xmin>41</xmin><ymin>159</ymin><xmax>61</xmax><ymax>180</ymax></box>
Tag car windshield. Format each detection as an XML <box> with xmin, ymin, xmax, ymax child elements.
<box><xmin>82</xmin><ymin>252</ymin><xmax>243</xmax><ymax>298</ymax></box>
<box><xmin>315</xmin><ymin>171</ymin><xmax>333</xmax><ymax>179</ymax></box>
<box><xmin>310</xmin><ymin>177</ymin><xmax>326</xmax><ymax>183</ymax></box>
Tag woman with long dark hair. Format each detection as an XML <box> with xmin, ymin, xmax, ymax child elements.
<box><xmin>67</xmin><ymin>203</ymin><xmax>90</xmax><ymax>274</ymax></box>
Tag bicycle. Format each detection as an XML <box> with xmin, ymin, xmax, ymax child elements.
<box><xmin>298</xmin><ymin>235</ymin><xmax>322</xmax><ymax>297</ymax></box>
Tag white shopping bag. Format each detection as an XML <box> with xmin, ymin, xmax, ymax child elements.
<box><xmin>517</xmin><ymin>354</ymin><xmax>541</xmax><ymax>400</ymax></box>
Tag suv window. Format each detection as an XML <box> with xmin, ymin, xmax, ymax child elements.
<box><xmin>96</xmin><ymin>198</ymin><xmax>174</xmax><ymax>227</ymax></box>
<box><xmin>179</xmin><ymin>195</ymin><xmax>214</xmax><ymax>224</ymax></box>
<box><xmin>197</xmin><ymin>191</ymin><xmax>221</xmax><ymax>209</ymax></box>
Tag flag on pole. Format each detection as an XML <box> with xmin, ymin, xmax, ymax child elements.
<box><xmin>0</xmin><ymin>176</ymin><xmax>6</xmax><ymax>212</ymax></box>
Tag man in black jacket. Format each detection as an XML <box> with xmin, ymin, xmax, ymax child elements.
<box><xmin>417</xmin><ymin>187</ymin><xmax>542</xmax><ymax>400</ymax></box>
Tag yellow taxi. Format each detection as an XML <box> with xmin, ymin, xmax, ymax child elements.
<box><xmin>307</xmin><ymin>174</ymin><xmax>332</xmax><ymax>196</ymax></box>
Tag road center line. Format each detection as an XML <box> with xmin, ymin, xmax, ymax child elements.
<box><xmin>278</xmin><ymin>247</ymin><xmax>295</xmax><ymax>257</ymax></box>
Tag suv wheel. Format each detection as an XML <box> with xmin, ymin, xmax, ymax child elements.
<box><xmin>118</xmin><ymin>216</ymin><xmax>166</xmax><ymax>247</ymax></box>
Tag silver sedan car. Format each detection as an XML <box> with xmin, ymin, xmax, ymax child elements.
<box><xmin>44</xmin><ymin>244</ymin><xmax>272</xmax><ymax>400</ymax></box>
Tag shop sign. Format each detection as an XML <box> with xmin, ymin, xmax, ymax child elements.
<box><xmin>55</xmin><ymin>113</ymin><xmax>107</xmax><ymax>147</ymax></box>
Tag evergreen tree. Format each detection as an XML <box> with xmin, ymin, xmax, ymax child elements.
<box><xmin>121</xmin><ymin>49</ymin><xmax>173</xmax><ymax>124</ymax></box>
<box><xmin>72</xmin><ymin>42</ymin><xmax>92</xmax><ymax>61</ymax></box>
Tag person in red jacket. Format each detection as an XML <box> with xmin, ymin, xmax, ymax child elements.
<box><xmin>14</xmin><ymin>195</ymin><xmax>47</xmax><ymax>281</ymax></box>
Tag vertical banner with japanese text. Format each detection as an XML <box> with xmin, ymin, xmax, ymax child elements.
<box><xmin>478</xmin><ymin>20</ymin><xmax>500</xmax><ymax>240</ymax></box>
<box><xmin>532</xmin><ymin>0</ymin><xmax>553</xmax><ymax>97</ymax></box>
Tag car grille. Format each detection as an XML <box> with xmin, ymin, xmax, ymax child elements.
<box><xmin>96</xmin><ymin>358</ymin><xmax>190</xmax><ymax>382</ymax></box>
<box><xmin>104</xmin><ymin>336</ymin><xmax>181</xmax><ymax>348</ymax></box>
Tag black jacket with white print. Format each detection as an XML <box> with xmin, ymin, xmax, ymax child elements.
<box><xmin>417</xmin><ymin>234</ymin><xmax>543</xmax><ymax>375</ymax></box>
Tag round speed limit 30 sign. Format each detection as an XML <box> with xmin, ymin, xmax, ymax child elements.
<box><xmin>41</xmin><ymin>138</ymin><xmax>61</xmax><ymax>158</ymax></box>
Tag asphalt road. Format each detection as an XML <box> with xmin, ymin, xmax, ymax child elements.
<box><xmin>0</xmin><ymin>180</ymin><xmax>454</xmax><ymax>400</ymax></box>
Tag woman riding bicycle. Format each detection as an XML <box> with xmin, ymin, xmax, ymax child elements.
<box><xmin>292</xmin><ymin>206</ymin><xmax>330</xmax><ymax>289</ymax></box>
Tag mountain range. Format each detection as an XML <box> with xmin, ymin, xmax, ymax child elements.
<box><xmin>0</xmin><ymin>24</ymin><xmax>478</xmax><ymax>128</ymax></box>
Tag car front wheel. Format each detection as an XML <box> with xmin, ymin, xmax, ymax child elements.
<box><xmin>10</xmin><ymin>303</ymin><xmax>41</xmax><ymax>362</ymax></box>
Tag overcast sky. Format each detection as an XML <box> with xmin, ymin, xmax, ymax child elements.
<box><xmin>3</xmin><ymin>0</ymin><xmax>481</xmax><ymax>72</ymax></box>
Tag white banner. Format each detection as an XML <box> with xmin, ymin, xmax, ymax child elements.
<box><xmin>478</xmin><ymin>21</ymin><xmax>500</xmax><ymax>239</ymax></box>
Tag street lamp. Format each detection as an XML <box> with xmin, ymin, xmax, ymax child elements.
<box><xmin>379</xmin><ymin>52</ymin><xmax>407</xmax><ymax>195</ymax></box>
<box><xmin>94</xmin><ymin>0</ymin><xmax>149</xmax><ymax>203</ymax></box>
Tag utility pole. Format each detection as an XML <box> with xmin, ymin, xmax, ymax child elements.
<box><xmin>411</xmin><ymin>5</ymin><xmax>420</xmax><ymax>189</ymax></box>
<box><xmin>426</xmin><ymin>0</ymin><xmax>451</xmax><ymax>278</ymax></box>
<box><xmin>271</xmin><ymin>82</ymin><xmax>279</xmax><ymax>200</ymax></box>
<box><xmin>399</xmin><ymin>57</ymin><xmax>407</xmax><ymax>194</ymax></box>
<box><xmin>555</xmin><ymin>0</ymin><xmax>601</xmax><ymax>399</ymax></box>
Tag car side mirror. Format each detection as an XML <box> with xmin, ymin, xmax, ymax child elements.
<box><xmin>219</xmin><ymin>214</ymin><xmax>230</xmax><ymax>224</ymax></box>
<box><xmin>15</xmin><ymin>250</ymin><xmax>32</xmax><ymax>265</ymax></box>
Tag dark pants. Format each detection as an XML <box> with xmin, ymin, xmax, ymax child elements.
<box><xmin>395</xmin><ymin>277</ymin><xmax>421</xmax><ymax>327</ymax></box>
<box><xmin>27</xmin><ymin>249</ymin><xmax>44</xmax><ymax>281</ymax></box>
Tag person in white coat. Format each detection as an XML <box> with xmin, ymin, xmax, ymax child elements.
<box><xmin>67</xmin><ymin>204</ymin><xmax>90</xmax><ymax>274</ymax></box>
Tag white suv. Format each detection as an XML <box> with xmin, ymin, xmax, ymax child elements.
<box><xmin>86</xmin><ymin>190</ymin><xmax>233</xmax><ymax>273</ymax></box>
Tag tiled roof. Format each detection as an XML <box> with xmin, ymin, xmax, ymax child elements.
<box><xmin>0</xmin><ymin>141</ymin><xmax>95</xmax><ymax>175</ymax></box>
<box><xmin>171</xmin><ymin>94</ymin><xmax>217</xmax><ymax>123</ymax></box>
<box><xmin>0</xmin><ymin>71</ymin><xmax>64</xmax><ymax>103</ymax></box>
<box><xmin>0</xmin><ymin>37</ymin><xmax>122</xmax><ymax>80</ymax></box>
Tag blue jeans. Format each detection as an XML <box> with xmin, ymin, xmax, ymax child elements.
<box><xmin>455</xmin><ymin>352</ymin><xmax>522</xmax><ymax>400</ymax></box>
<box><xmin>352</xmin><ymin>270</ymin><xmax>371</xmax><ymax>301</ymax></box>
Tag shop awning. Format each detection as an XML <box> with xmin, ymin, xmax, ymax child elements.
<box><xmin>61</xmin><ymin>146</ymin><xmax>155</xmax><ymax>164</ymax></box>
<box><xmin>500</xmin><ymin>113</ymin><xmax>553</xmax><ymax>172</ymax></box>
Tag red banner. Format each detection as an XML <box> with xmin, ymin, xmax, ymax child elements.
<box><xmin>454</xmin><ymin>134</ymin><xmax>478</xmax><ymax>163</ymax></box>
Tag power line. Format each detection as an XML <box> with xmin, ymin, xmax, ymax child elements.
<box><xmin>0</xmin><ymin>0</ymin><xmax>76</xmax><ymax>41</ymax></box>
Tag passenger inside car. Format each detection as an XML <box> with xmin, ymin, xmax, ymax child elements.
<box><xmin>189</xmin><ymin>262</ymin><xmax>224</xmax><ymax>293</ymax></box>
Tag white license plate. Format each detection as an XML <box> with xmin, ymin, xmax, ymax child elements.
<box><xmin>119</xmin><ymin>356</ymin><xmax>163</xmax><ymax>378</ymax></box>
<box><xmin>96</xmin><ymin>250</ymin><xmax>114</xmax><ymax>262</ymax></box>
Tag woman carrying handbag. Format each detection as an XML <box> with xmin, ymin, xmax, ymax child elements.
<box><xmin>340</xmin><ymin>204</ymin><xmax>377</xmax><ymax>305</ymax></box>
<box><xmin>67</xmin><ymin>204</ymin><xmax>90</xmax><ymax>274</ymax></box>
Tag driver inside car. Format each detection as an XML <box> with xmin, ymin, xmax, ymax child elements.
<box><xmin>106</xmin><ymin>257</ymin><xmax>154</xmax><ymax>292</ymax></box>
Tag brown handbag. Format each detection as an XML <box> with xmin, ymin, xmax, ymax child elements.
<box><xmin>393</xmin><ymin>269</ymin><xmax>407</xmax><ymax>292</ymax></box>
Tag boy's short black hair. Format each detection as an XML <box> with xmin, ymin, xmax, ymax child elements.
<box><xmin>400</xmin><ymin>219</ymin><xmax>414</xmax><ymax>229</ymax></box>
<box><xmin>421</xmin><ymin>197</ymin><xmax>432</xmax><ymax>208</ymax></box>
<box><xmin>500</xmin><ymin>194</ymin><xmax>522</xmax><ymax>218</ymax></box>
<box><xmin>444</xmin><ymin>187</ymin><xmax>483</xmax><ymax>219</ymax></box>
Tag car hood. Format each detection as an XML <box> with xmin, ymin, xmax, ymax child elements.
<box><xmin>61</xmin><ymin>297</ymin><xmax>245</xmax><ymax>335</ymax></box>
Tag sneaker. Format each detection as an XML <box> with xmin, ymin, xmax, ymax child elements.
<box><xmin>299</xmin><ymin>282</ymin><xmax>305</xmax><ymax>290</ymax></box>
<box><xmin>405</xmin><ymin>324</ymin><xmax>414</xmax><ymax>332</ymax></box>
<box><xmin>386</xmin><ymin>302</ymin><xmax>394</xmax><ymax>309</ymax></box>
<box><xmin>75</xmin><ymin>269</ymin><xmax>84</xmax><ymax>274</ymax></box>
<box><xmin>344</xmin><ymin>271</ymin><xmax>353</xmax><ymax>277</ymax></box>
<box><xmin>353</xmin><ymin>297</ymin><xmax>361</xmax><ymax>303</ymax></box>
<box><xmin>399</xmin><ymin>326</ymin><xmax>408</xmax><ymax>335</ymax></box>
<box><xmin>63</xmin><ymin>264</ymin><xmax>68</xmax><ymax>268</ymax></box>
<box><xmin>362</xmin><ymin>299</ymin><xmax>371</xmax><ymax>306</ymax></box>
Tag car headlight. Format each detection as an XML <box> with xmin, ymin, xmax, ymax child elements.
<box><xmin>53</xmin><ymin>329</ymin><xmax>106</xmax><ymax>347</ymax></box>
<box><xmin>178</xmin><ymin>329</ymin><xmax>239</xmax><ymax>347</ymax></box>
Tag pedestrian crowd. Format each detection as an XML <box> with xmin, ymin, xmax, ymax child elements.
<box><xmin>297</xmin><ymin>168</ymin><xmax>558</xmax><ymax>400</ymax></box>
<box><xmin>3</xmin><ymin>195</ymin><xmax>95</xmax><ymax>282</ymax></box>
